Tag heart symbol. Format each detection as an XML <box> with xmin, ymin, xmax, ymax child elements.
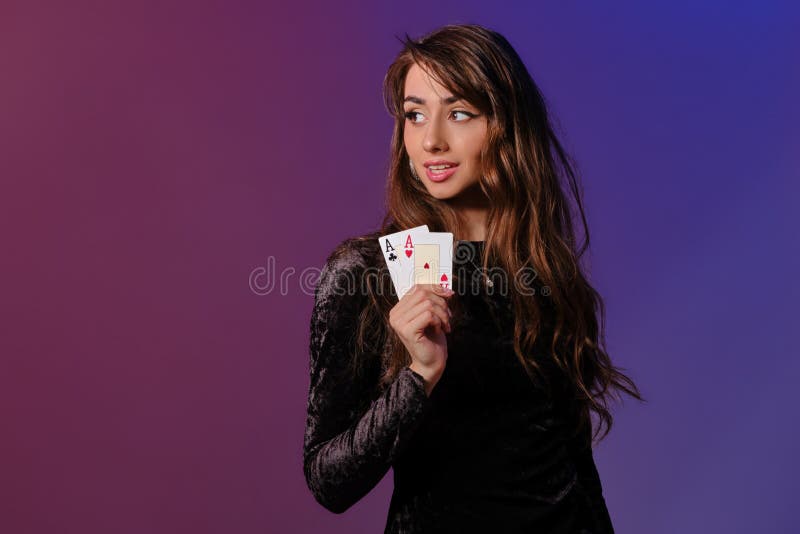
<box><xmin>441</xmin><ymin>274</ymin><xmax>448</xmax><ymax>282</ymax></box>
<box><xmin>424</xmin><ymin>262</ymin><xmax>430</xmax><ymax>269</ymax></box>
<box><xmin>405</xmin><ymin>250</ymin><xmax>412</xmax><ymax>258</ymax></box>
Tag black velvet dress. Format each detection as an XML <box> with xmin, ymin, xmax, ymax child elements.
<box><xmin>303</xmin><ymin>235</ymin><xmax>615</xmax><ymax>533</ymax></box>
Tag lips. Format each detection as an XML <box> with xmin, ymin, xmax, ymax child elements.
<box><xmin>424</xmin><ymin>159</ymin><xmax>458</xmax><ymax>168</ymax></box>
<box><xmin>425</xmin><ymin>163</ymin><xmax>459</xmax><ymax>183</ymax></box>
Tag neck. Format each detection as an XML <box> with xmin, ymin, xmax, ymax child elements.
<box><xmin>446</xmin><ymin>183</ymin><xmax>489</xmax><ymax>241</ymax></box>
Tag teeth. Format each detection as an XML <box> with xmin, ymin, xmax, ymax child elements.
<box><xmin>429</xmin><ymin>164</ymin><xmax>452</xmax><ymax>170</ymax></box>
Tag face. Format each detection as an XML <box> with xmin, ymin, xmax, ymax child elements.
<box><xmin>402</xmin><ymin>63</ymin><xmax>488</xmax><ymax>201</ymax></box>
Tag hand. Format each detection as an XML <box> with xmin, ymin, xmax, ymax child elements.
<box><xmin>388</xmin><ymin>283</ymin><xmax>455</xmax><ymax>395</ymax></box>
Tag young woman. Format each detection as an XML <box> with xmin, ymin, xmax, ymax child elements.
<box><xmin>302</xmin><ymin>24</ymin><xmax>643</xmax><ymax>533</ymax></box>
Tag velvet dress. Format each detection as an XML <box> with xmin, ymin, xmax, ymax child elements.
<box><xmin>302</xmin><ymin>234</ymin><xmax>615</xmax><ymax>533</ymax></box>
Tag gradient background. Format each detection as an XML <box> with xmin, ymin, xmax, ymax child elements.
<box><xmin>1</xmin><ymin>1</ymin><xmax>798</xmax><ymax>533</ymax></box>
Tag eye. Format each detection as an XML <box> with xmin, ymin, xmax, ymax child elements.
<box><xmin>403</xmin><ymin>110</ymin><xmax>423</xmax><ymax>123</ymax></box>
<box><xmin>451</xmin><ymin>110</ymin><xmax>476</xmax><ymax>121</ymax></box>
<box><xmin>404</xmin><ymin>109</ymin><xmax>477</xmax><ymax>123</ymax></box>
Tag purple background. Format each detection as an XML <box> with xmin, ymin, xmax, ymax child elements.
<box><xmin>1</xmin><ymin>2</ymin><xmax>798</xmax><ymax>533</ymax></box>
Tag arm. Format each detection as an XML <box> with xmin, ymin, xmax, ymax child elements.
<box><xmin>569</xmin><ymin>418</ymin><xmax>615</xmax><ymax>533</ymax></box>
<box><xmin>302</xmin><ymin>241</ymin><xmax>432</xmax><ymax>514</ymax></box>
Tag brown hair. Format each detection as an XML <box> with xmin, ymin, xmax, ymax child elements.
<box><xmin>349</xmin><ymin>23</ymin><xmax>643</xmax><ymax>443</ymax></box>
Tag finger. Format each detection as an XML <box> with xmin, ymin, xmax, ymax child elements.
<box><xmin>399</xmin><ymin>283</ymin><xmax>430</xmax><ymax>309</ymax></box>
<box><xmin>396</xmin><ymin>284</ymin><xmax>431</xmax><ymax>314</ymax></box>
<box><xmin>406</xmin><ymin>308</ymin><xmax>444</xmax><ymax>339</ymax></box>
<box><xmin>422</xmin><ymin>283</ymin><xmax>455</xmax><ymax>298</ymax></box>
<box><xmin>410</xmin><ymin>284</ymin><xmax>453</xmax><ymax>307</ymax></box>
<box><xmin>415</xmin><ymin>293</ymin><xmax>451</xmax><ymax>317</ymax></box>
<box><xmin>408</xmin><ymin>283</ymin><xmax>454</xmax><ymax>300</ymax></box>
<box><xmin>397</xmin><ymin>285</ymin><xmax>453</xmax><ymax>325</ymax></box>
<box><xmin>399</xmin><ymin>295</ymin><xmax>450</xmax><ymax>326</ymax></box>
<box><xmin>402</xmin><ymin>298</ymin><xmax>451</xmax><ymax>334</ymax></box>
<box><xmin>420</xmin><ymin>287</ymin><xmax>454</xmax><ymax>319</ymax></box>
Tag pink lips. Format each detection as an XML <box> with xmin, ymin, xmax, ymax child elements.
<box><xmin>425</xmin><ymin>163</ymin><xmax>459</xmax><ymax>183</ymax></box>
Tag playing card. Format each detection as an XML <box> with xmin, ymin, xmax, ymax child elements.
<box><xmin>377</xmin><ymin>225</ymin><xmax>429</xmax><ymax>298</ymax></box>
<box><xmin>409</xmin><ymin>231</ymin><xmax>454</xmax><ymax>298</ymax></box>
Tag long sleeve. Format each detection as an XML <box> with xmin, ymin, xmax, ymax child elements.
<box><xmin>302</xmin><ymin>241</ymin><xmax>432</xmax><ymax>514</ymax></box>
<box><xmin>569</xmin><ymin>419</ymin><xmax>615</xmax><ymax>533</ymax></box>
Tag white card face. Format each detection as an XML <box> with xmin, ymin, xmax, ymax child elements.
<box><xmin>403</xmin><ymin>231</ymin><xmax>453</xmax><ymax>299</ymax></box>
<box><xmin>376</xmin><ymin>225</ymin><xmax>429</xmax><ymax>299</ymax></box>
<box><xmin>413</xmin><ymin>244</ymin><xmax>440</xmax><ymax>285</ymax></box>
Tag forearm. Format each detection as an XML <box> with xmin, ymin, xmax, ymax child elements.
<box><xmin>303</xmin><ymin>367</ymin><xmax>431</xmax><ymax>513</ymax></box>
<box><xmin>407</xmin><ymin>363</ymin><xmax>444</xmax><ymax>397</ymax></box>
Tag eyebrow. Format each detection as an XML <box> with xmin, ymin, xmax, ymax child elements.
<box><xmin>403</xmin><ymin>95</ymin><xmax>462</xmax><ymax>105</ymax></box>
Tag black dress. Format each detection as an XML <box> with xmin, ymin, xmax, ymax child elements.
<box><xmin>303</xmin><ymin>235</ymin><xmax>615</xmax><ymax>533</ymax></box>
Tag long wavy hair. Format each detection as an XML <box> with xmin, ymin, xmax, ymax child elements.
<box><xmin>346</xmin><ymin>23</ymin><xmax>643</xmax><ymax>444</ymax></box>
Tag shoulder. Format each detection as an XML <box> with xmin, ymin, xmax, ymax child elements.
<box><xmin>315</xmin><ymin>231</ymin><xmax>384</xmax><ymax>302</ymax></box>
<box><xmin>321</xmin><ymin>232</ymin><xmax>381</xmax><ymax>274</ymax></box>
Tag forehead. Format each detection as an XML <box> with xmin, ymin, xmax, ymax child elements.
<box><xmin>403</xmin><ymin>63</ymin><xmax>454</xmax><ymax>101</ymax></box>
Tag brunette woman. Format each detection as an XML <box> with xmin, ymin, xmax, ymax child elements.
<box><xmin>303</xmin><ymin>23</ymin><xmax>643</xmax><ymax>533</ymax></box>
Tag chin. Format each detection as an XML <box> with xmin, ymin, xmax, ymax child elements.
<box><xmin>425</xmin><ymin>181</ymin><xmax>471</xmax><ymax>201</ymax></box>
<box><xmin>426</xmin><ymin>187</ymin><xmax>458</xmax><ymax>200</ymax></box>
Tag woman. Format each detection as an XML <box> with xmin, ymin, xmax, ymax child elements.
<box><xmin>302</xmin><ymin>23</ymin><xmax>643</xmax><ymax>533</ymax></box>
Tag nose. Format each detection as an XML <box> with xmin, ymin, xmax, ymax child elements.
<box><xmin>423</xmin><ymin>114</ymin><xmax>449</xmax><ymax>153</ymax></box>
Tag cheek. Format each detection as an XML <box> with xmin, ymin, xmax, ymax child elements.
<box><xmin>453</xmin><ymin>127</ymin><xmax>486</xmax><ymax>153</ymax></box>
<box><xmin>470</xmin><ymin>128</ymin><xmax>488</xmax><ymax>151</ymax></box>
<box><xmin>403</xmin><ymin>130</ymin><xmax>416</xmax><ymax>152</ymax></box>
<box><xmin>458</xmin><ymin>140</ymin><xmax>484</xmax><ymax>165</ymax></box>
